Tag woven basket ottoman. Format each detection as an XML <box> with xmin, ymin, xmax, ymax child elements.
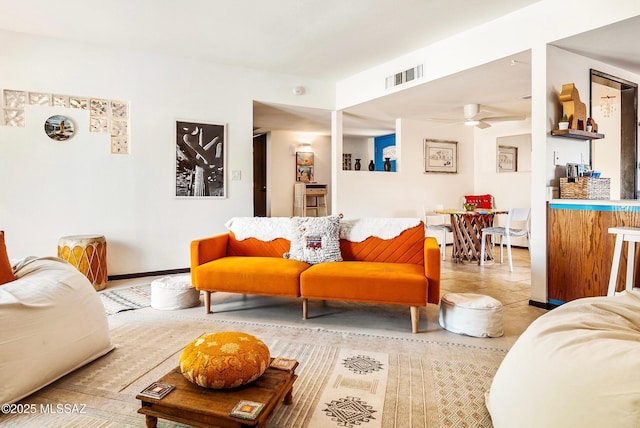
<box><xmin>439</xmin><ymin>292</ymin><xmax>504</xmax><ymax>337</ymax></box>
<box><xmin>151</xmin><ymin>274</ymin><xmax>200</xmax><ymax>310</ymax></box>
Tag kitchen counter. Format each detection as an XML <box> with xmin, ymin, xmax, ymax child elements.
<box><xmin>547</xmin><ymin>200</ymin><xmax>640</xmax><ymax>305</ymax></box>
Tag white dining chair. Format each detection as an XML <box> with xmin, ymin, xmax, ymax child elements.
<box><xmin>480</xmin><ymin>208</ymin><xmax>530</xmax><ymax>271</ymax></box>
<box><xmin>423</xmin><ymin>205</ymin><xmax>452</xmax><ymax>261</ymax></box>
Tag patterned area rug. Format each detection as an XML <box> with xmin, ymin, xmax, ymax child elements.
<box><xmin>2</xmin><ymin>307</ymin><xmax>507</xmax><ymax>427</ymax></box>
<box><xmin>99</xmin><ymin>284</ymin><xmax>151</xmax><ymax>315</ymax></box>
<box><xmin>308</xmin><ymin>349</ymin><xmax>388</xmax><ymax>428</ymax></box>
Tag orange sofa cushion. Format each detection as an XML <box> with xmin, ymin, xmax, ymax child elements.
<box><xmin>300</xmin><ymin>261</ymin><xmax>428</xmax><ymax>306</ymax></box>
<box><xmin>340</xmin><ymin>223</ymin><xmax>424</xmax><ymax>264</ymax></box>
<box><xmin>192</xmin><ymin>256</ymin><xmax>308</xmax><ymax>297</ymax></box>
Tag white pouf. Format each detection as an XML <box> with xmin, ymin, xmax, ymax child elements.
<box><xmin>439</xmin><ymin>292</ymin><xmax>503</xmax><ymax>337</ymax></box>
<box><xmin>151</xmin><ymin>274</ymin><xmax>201</xmax><ymax>310</ymax></box>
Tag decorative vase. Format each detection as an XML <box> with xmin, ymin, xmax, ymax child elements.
<box><xmin>368</xmin><ymin>160</ymin><xmax>375</xmax><ymax>171</ymax></box>
<box><xmin>383</xmin><ymin>157</ymin><xmax>391</xmax><ymax>171</ymax></box>
<box><xmin>354</xmin><ymin>159</ymin><xmax>361</xmax><ymax>170</ymax></box>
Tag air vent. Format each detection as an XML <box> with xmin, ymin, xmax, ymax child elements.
<box><xmin>385</xmin><ymin>64</ymin><xmax>424</xmax><ymax>89</ymax></box>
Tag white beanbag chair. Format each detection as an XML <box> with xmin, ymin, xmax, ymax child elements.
<box><xmin>0</xmin><ymin>257</ymin><xmax>113</xmax><ymax>404</ymax></box>
<box><xmin>486</xmin><ymin>290</ymin><xmax>640</xmax><ymax>427</ymax></box>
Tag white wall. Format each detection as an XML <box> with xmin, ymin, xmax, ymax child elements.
<box><xmin>0</xmin><ymin>30</ymin><xmax>335</xmax><ymax>275</ymax></box>
<box><xmin>267</xmin><ymin>131</ymin><xmax>332</xmax><ymax>217</ymax></box>
<box><xmin>474</xmin><ymin>121</ymin><xmax>532</xmax><ymax>246</ymax></box>
<box><xmin>546</xmin><ymin>45</ymin><xmax>640</xmax><ymax>192</ymax></box>
<box><xmin>335</xmin><ymin>118</ymin><xmax>475</xmax><ymax>218</ymax></box>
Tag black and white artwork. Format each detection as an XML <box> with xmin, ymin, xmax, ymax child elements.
<box><xmin>176</xmin><ymin>120</ymin><xmax>226</xmax><ymax>198</ymax></box>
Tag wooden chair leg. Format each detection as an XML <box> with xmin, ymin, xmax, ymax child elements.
<box><xmin>204</xmin><ymin>291</ymin><xmax>211</xmax><ymax>314</ymax></box>
<box><xmin>302</xmin><ymin>298</ymin><xmax>308</xmax><ymax>319</ymax></box>
<box><xmin>410</xmin><ymin>306</ymin><xmax>419</xmax><ymax>333</ymax></box>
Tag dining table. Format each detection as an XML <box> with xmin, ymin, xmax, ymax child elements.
<box><xmin>435</xmin><ymin>208</ymin><xmax>508</xmax><ymax>264</ymax></box>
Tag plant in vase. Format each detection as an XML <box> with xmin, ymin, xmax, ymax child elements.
<box><xmin>558</xmin><ymin>114</ymin><xmax>569</xmax><ymax>130</ymax></box>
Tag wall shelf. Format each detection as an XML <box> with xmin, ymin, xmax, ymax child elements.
<box><xmin>550</xmin><ymin>129</ymin><xmax>605</xmax><ymax>140</ymax></box>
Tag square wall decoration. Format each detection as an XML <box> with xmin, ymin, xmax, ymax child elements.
<box><xmin>1</xmin><ymin>88</ymin><xmax>130</xmax><ymax>155</ymax></box>
<box><xmin>424</xmin><ymin>139</ymin><xmax>458</xmax><ymax>174</ymax></box>
<box><xmin>175</xmin><ymin>120</ymin><xmax>226</xmax><ymax>198</ymax></box>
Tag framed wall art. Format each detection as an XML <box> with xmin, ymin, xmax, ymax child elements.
<box><xmin>176</xmin><ymin>120</ymin><xmax>226</xmax><ymax>198</ymax></box>
<box><xmin>296</xmin><ymin>151</ymin><xmax>314</xmax><ymax>182</ymax></box>
<box><xmin>424</xmin><ymin>139</ymin><xmax>458</xmax><ymax>173</ymax></box>
<box><xmin>497</xmin><ymin>145</ymin><xmax>518</xmax><ymax>172</ymax></box>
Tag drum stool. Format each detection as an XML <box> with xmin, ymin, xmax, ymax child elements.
<box><xmin>58</xmin><ymin>234</ymin><xmax>107</xmax><ymax>291</ymax></box>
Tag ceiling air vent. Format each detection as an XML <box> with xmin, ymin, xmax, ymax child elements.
<box><xmin>385</xmin><ymin>64</ymin><xmax>423</xmax><ymax>89</ymax></box>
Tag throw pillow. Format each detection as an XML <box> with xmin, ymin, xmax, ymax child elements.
<box><xmin>0</xmin><ymin>231</ymin><xmax>15</xmax><ymax>285</ymax></box>
<box><xmin>284</xmin><ymin>215</ymin><xmax>342</xmax><ymax>264</ymax></box>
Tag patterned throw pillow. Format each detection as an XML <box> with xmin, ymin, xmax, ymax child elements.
<box><xmin>284</xmin><ymin>215</ymin><xmax>343</xmax><ymax>264</ymax></box>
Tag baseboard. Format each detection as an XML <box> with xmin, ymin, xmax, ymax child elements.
<box><xmin>528</xmin><ymin>299</ymin><xmax>557</xmax><ymax>310</ymax></box>
<box><xmin>108</xmin><ymin>267</ymin><xmax>190</xmax><ymax>281</ymax></box>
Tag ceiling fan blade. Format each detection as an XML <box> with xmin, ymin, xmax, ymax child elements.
<box><xmin>483</xmin><ymin>115</ymin><xmax>527</xmax><ymax>123</ymax></box>
<box><xmin>476</xmin><ymin>120</ymin><xmax>492</xmax><ymax>129</ymax></box>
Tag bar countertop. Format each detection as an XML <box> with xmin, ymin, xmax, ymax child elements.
<box><xmin>549</xmin><ymin>199</ymin><xmax>640</xmax><ymax>209</ymax></box>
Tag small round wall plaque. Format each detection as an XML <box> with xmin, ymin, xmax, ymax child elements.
<box><xmin>44</xmin><ymin>115</ymin><xmax>74</xmax><ymax>141</ymax></box>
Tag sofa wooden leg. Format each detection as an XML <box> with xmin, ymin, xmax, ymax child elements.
<box><xmin>410</xmin><ymin>306</ymin><xmax>419</xmax><ymax>333</ymax></box>
<box><xmin>204</xmin><ymin>291</ymin><xmax>211</xmax><ymax>314</ymax></box>
<box><xmin>302</xmin><ymin>298</ymin><xmax>308</xmax><ymax>320</ymax></box>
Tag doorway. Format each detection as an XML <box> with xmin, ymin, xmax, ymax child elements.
<box><xmin>590</xmin><ymin>69</ymin><xmax>638</xmax><ymax>199</ymax></box>
<box><xmin>253</xmin><ymin>133</ymin><xmax>267</xmax><ymax>216</ymax></box>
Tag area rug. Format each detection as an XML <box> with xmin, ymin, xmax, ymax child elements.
<box><xmin>1</xmin><ymin>307</ymin><xmax>506</xmax><ymax>427</ymax></box>
<box><xmin>99</xmin><ymin>284</ymin><xmax>151</xmax><ymax>315</ymax></box>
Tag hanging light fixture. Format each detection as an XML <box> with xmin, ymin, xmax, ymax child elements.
<box><xmin>600</xmin><ymin>95</ymin><xmax>616</xmax><ymax>118</ymax></box>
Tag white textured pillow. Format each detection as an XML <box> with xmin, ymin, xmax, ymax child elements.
<box><xmin>284</xmin><ymin>216</ymin><xmax>342</xmax><ymax>264</ymax></box>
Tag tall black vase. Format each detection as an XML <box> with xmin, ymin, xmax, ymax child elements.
<box><xmin>368</xmin><ymin>160</ymin><xmax>375</xmax><ymax>171</ymax></box>
<box><xmin>383</xmin><ymin>157</ymin><xmax>391</xmax><ymax>171</ymax></box>
<box><xmin>354</xmin><ymin>159</ymin><xmax>361</xmax><ymax>170</ymax></box>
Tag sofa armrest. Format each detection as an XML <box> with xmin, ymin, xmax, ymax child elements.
<box><xmin>424</xmin><ymin>237</ymin><xmax>441</xmax><ymax>304</ymax></box>
<box><xmin>190</xmin><ymin>233</ymin><xmax>229</xmax><ymax>271</ymax></box>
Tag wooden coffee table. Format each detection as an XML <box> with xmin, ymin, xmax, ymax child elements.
<box><xmin>136</xmin><ymin>360</ymin><xmax>298</xmax><ymax>428</ymax></box>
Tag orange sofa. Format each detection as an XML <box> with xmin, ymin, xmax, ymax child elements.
<box><xmin>190</xmin><ymin>218</ymin><xmax>441</xmax><ymax>333</ymax></box>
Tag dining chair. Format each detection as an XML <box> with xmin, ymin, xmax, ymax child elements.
<box><xmin>423</xmin><ymin>205</ymin><xmax>451</xmax><ymax>261</ymax></box>
<box><xmin>480</xmin><ymin>207</ymin><xmax>530</xmax><ymax>271</ymax></box>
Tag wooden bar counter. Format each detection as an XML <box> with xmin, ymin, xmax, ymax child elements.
<box><xmin>547</xmin><ymin>199</ymin><xmax>640</xmax><ymax>305</ymax></box>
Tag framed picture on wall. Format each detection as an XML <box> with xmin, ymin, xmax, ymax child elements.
<box><xmin>424</xmin><ymin>139</ymin><xmax>458</xmax><ymax>173</ymax></box>
<box><xmin>296</xmin><ymin>151</ymin><xmax>314</xmax><ymax>182</ymax></box>
<box><xmin>175</xmin><ymin>120</ymin><xmax>226</xmax><ymax>198</ymax></box>
<box><xmin>497</xmin><ymin>145</ymin><xmax>517</xmax><ymax>172</ymax></box>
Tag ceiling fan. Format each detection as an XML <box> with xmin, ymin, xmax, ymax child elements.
<box><xmin>433</xmin><ymin>103</ymin><xmax>526</xmax><ymax>129</ymax></box>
